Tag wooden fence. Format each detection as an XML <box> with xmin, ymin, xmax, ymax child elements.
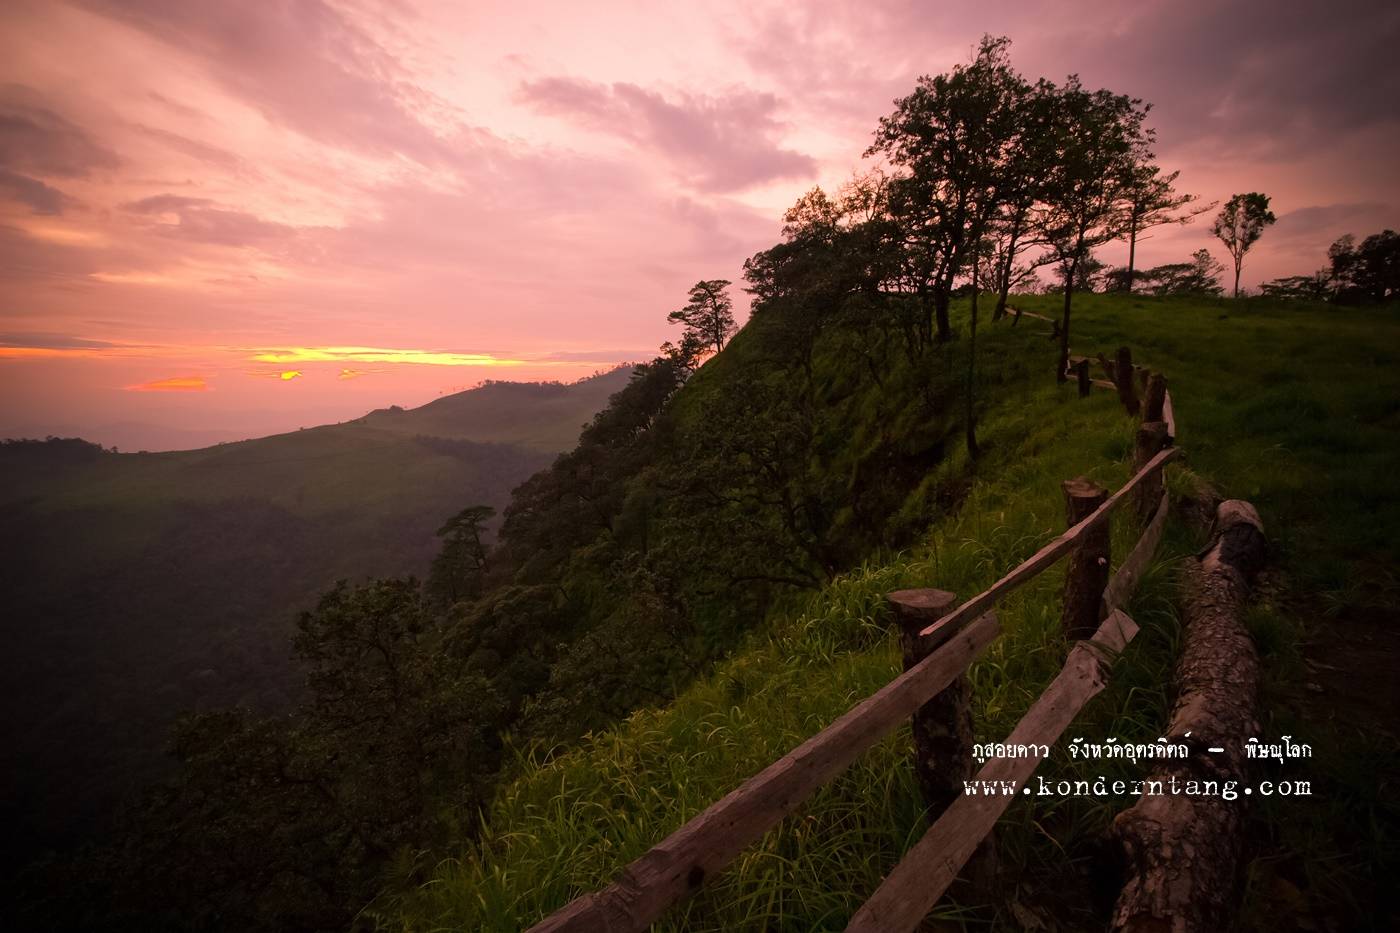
<box><xmin>528</xmin><ymin>347</ymin><xmax>1179</xmax><ymax>933</ymax></box>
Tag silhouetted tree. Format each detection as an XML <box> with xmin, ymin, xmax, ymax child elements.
<box><xmin>867</xmin><ymin>36</ymin><xmax>1039</xmax><ymax>348</ymax></box>
<box><xmin>669</xmin><ymin>279</ymin><xmax>736</xmax><ymax>354</ymax></box>
<box><xmin>1134</xmin><ymin>248</ymin><xmax>1225</xmax><ymax>296</ymax></box>
<box><xmin>1211</xmin><ymin>192</ymin><xmax>1276</xmax><ymax>298</ymax></box>
<box><xmin>1329</xmin><ymin>229</ymin><xmax>1400</xmax><ymax>303</ymax></box>
<box><xmin>1116</xmin><ymin>161</ymin><xmax>1211</xmax><ymax>293</ymax></box>
<box><xmin>428</xmin><ymin>505</ymin><xmax>494</xmax><ymax>604</ymax></box>
<box><xmin>1033</xmin><ymin>76</ymin><xmax>1148</xmax><ymax>380</ymax></box>
<box><xmin>1260</xmin><ymin>271</ymin><xmax>1333</xmax><ymax>301</ymax></box>
<box><xmin>1056</xmin><ymin>252</ymin><xmax>1108</xmax><ymax>293</ymax></box>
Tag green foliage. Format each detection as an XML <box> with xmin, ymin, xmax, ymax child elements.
<box><xmin>1211</xmin><ymin>192</ymin><xmax>1277</xmax><ymax>297</ymax></box>
<box><xmin>668</xmin><ymin>280</ymin><xmax>737</xmax><ymax>355</ymax></box>
<box><xmin>1124</xmin><ymin>248</ymin><xmax>1225</xmax><ymax>297</ymax></box>
<box><xmin>27</xmin><ymin>579</ymin><xmax>505</xmax><ymax>933</ymax></box>
<box><xmin>428</xmin><ymin>505</ymin><xmax>494</xmax><ymax>605</ymax></box>
<box><xmin>0</xmin><ymin>372</ymin><xmax>620</xmax><ymax>900</ymax></box>
<box><xmin>374</xmin><ymin>291</ymin><xmax>1400</xmax><ymax>933</ymax></box>
<box><xmin>1328</xmin><ymin>229</ymin><xmax>1400</xmax><ymax>304</ymax></box>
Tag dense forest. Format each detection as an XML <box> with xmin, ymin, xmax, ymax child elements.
<box><xmin>0</xmin><ymin>370</ymin><xmax>629</xmax><ymax>902</ymax></box>
<box><xmin>9</xmin><ymin>35</ymin><xmax>1398</xmax><ymax>933</ymax></box>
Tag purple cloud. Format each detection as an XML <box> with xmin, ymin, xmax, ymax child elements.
<box><xmin>121</xmin><ymin>194</ymin><xmax>295</xmax><ymax>246</ymax></box>
<box><xmin>519</xmin><ymin>76</ymin><xmax>817</xmax><ymax>192</ymax></box>
<box><xmin>0</xmin><ymin>169</ymin><xmax>72</xmax><ymax>215</ymax></box>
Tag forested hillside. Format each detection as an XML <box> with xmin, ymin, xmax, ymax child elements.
<box><xmin>379</xmin><ymin>293</ymin><xmax>1400</xmax><ymax>933</ymax></box>
<box><xmin>10</xmin><ymin>34</ymin><xmax>1398</xmax><ymax>933</ymax></box>
<box><xmin>0</xmin><ymin>367</ymin><xmax>628</xmax><ymax>878</ymax></box>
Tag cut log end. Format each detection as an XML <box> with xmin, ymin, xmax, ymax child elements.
<box><xmin>887</xmin><ymin>588</ymin><xmax>958</xmax><ymax>620</ymax></box>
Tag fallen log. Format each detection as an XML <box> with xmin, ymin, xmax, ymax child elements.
<box><xmin>1110</xmin><ymin>500</ymin><xmax>1266</xmax><ymax>933</ymax></box>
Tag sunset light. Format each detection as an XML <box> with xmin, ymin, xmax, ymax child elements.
<box><xmin>2</xmin><ymin>5</ymin><xmax>1397</xmax><ymax>931</ymax></box>
<box><xmin>124</xmin><ymin>375</ymin><xmax>209</xmax><ymax>392</ymax></box>
<box><xmin>247</xmin><ymin>347</ymin><xmax>528</xmax><ymax>367</ymax></box>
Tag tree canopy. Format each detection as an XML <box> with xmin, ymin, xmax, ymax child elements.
<box><xmin>1211</xmin><ymin>192</ymin><xmax>1276</xmax><ymax>298</ymax></box>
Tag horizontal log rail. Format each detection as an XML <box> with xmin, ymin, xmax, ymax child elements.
<box><xmin>1103</xmin><ymin>489</ymin><xmax>1171</xmax><ymax>615</ymax></box>
<box><xmin>846</xmin><ymin>609</ymin><xmax>1141</xmax><ymax>932</ymax></box>
<box><xmin>527</xmin><ymin>613</ymin><xmax>1001</xmax><ymax>933</ymax></box>
<box><xmin>912</xmin><ymin>446</ymin><xmax>1178</xmax><ymax>640</ymax></box>
<box><xmin>526</xmin><ymin>444</ymin><xmax>1182</xmax><ymax>933</ymax></box>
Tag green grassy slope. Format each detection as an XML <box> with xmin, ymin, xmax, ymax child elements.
<box><xmin>375</xmin><ymin>295</ymin><xmax>1399</xmax><ymax>932</ymax></box>
<box><xmin>0</xmin><ymin>368</ymin><xmax>629</xmax><ymax>870</ymax></box>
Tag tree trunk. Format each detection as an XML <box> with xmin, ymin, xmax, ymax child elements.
<box><xmin>1110</xmin><ymin>501</ymin><xmax>1266</xmax><ymax>933</ymax></box>
<box><xmin>1126</xmin><ymin>216</ymin><xmax>1138</xmax><ymax>295</ymax></box>
<box><xmin>966</xmin><ymin>271</ymin><xmax>980</xmax><ymax>458</ymax></box>
<box><xmin>1058</xmin><ymin>275</ymin><xmax>1074</xmax><ymax>384</ymax></box>
<box><xmin>1232</xmin><ymin>257</ymin><xmax>1242</xmax><ymax>299</ymax></box>
<box><xmin>993</xmin><ymin>226</ymin><xmax>1020</xmax><ymax>321</ymax></box>
<box><xmin>934</xmin><ymin>289</ymin><xmax>952</xmax><ymax>343</ymax></box>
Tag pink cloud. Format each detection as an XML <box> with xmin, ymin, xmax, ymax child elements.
<box><xmin>519</xmin><ymin>77</ymin><xmax>816</xmax><ymax>192</ymax></box>
<box><xmin>121</xmin><ymin>194</ymin><xmax>296</xmax><ymax>246</ymax></box>
<box><xmin>0</xmin><ymin>0</ymin><xmax>1396</xmax><ymax>447</ymax></box>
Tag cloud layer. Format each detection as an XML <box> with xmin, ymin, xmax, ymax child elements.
<box><xmin>1</xmin><ymin>0</ymin><xmax>1397</xmax><ymax>448</ymax></box>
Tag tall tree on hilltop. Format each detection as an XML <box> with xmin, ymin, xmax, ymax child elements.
<box><xmin>987</xmin><ymin>75</ymin><xmax>1058</xmax><ymax>320</ymax></box>
<box><xmin>866</xmin><ymin>36</ymin><xmax>1039</xmax><ymax>349</ymax></box>
<box><xmin>669</xmin><ymin>279</ymin><xmax>736</xmax><ymax>355</ymax></box>
<box><xmin>1117</xmin><ymin>159</ymin><xmax>1212</xmax><ymax>293</ymax></box>
<box><xmin>1211</xmin><ymin>192</ymin><xmax>1276</xmax><ymax>298</ymax></box>
<box><xmin>1032</xmin><ymin>75</ymin><xmax>1148</xmax><ymax>382</ymax></box>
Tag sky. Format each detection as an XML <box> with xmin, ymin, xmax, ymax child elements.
<box><xmin>2</xmin><ymin>0</ymin><xmax>1397</xmax><ymax>450</ymax></box>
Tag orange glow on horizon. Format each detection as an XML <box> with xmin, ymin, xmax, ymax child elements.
<box><xmin>125</xmin><ymin>376</ymin><xmax>210</xmax><ymax>392</ymax></box>
<box><xmin>0</xmin><ymin>346</ymin><xmax>107</xmax><ymax>360</ymax></box>
<box><xmin>248</xmin><ymin>346</ymin><xmax>528</xmax><ymax>367</ymax></box>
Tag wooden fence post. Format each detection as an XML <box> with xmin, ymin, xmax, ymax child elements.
<box><xmin>1142</xmin><ymin>373</ymin><xmax>1167</xmax><ymax>423</ymax></box>
<box><xmin>1133</xmin><ymin>422</ymin><xmax>1169</xmax><ymax>522</ymax></box>
<box><xmin>1098</xmin><ymin>352</ymin><xmax>1117</xmax><ymax>383</ymax></box>
<box><xmin>1061</xmin><ymin>479</ymin><xmax>1110</xmax><ymax>639</ymax></box>
<box><xmin>887</xmin><ymin>589</ymin><xmax>997</xmax><ymax>898</ymax></box>
<box><xmin>1076</xmin><ymin>359</ymin><xmax>1091</xmax><ymax>398</ymax></box>
<box><xmin>1115</xmin><ymin>347</ymin><xmax>1140</xmax><ymax>416</ymax></box>
<box><xmin>887</xmin><ymin>590</ymin><xmax>973</xmax><ymax>818</ymax></box>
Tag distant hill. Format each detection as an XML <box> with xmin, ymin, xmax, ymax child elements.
<box><xmin>0</xmin><ymin>366</ymin><xmax>631</xmax><ymax>867</ymax></box>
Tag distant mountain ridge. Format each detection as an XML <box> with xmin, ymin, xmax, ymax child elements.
<box><xmin>0</xmin><ymin>365</ymin><xmax>632</xmax><ymax>869</ymax></box>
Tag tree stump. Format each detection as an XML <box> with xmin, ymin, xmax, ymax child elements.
<box><xmin>1060</xmin><ymin>479</ymin><xmax>1110</xmax><ymax>640</ymax></box>
<box><xmin>1142</xmin><ymin>372</ymin><xmax>1167</xmax><ymax>423</ymax></box>
<box><xmin>1110</xmin><ymin>501</ymin><xmax>1265</xmax><ymax>933</ymax></box>
<box><xmin>1115</xmin><ymin>347</ymin><xmax>1140</xmax><ymax>416</ymax></box>
<box><xmin>1076</xmin><ymin>359</ymin><xmax>1091</xmax><ymax>398</ymax></box>
<box><xmin>1133</xmin><ymin>422</ymin><xmax>1169</xmax><ymax>522</ymax></box>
